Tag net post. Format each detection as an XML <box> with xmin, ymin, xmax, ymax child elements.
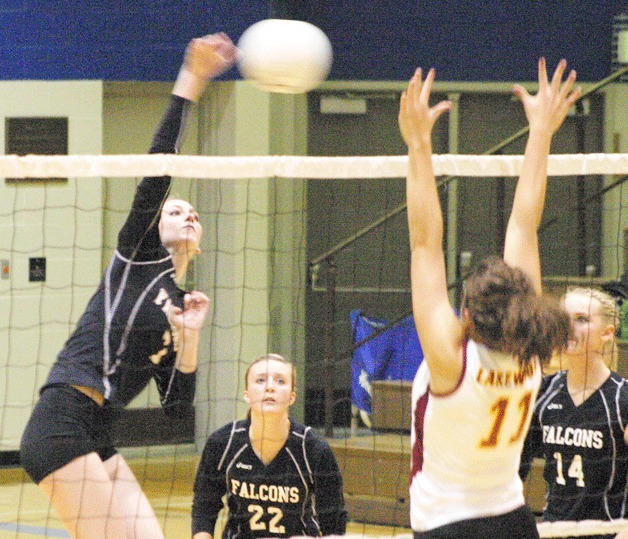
<box><xmin>575</xmin><ymin>99</ymin><xmax>589</xmax><ymax>277</ymax></box>
<box><xmin>324</xmin><ymin>258</ymin><xmax>337</xmax><ymax>438</ymax></box>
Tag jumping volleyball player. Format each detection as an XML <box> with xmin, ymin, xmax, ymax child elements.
<box><xmin>192</xmin><ymin>354</ymin><xmax>347</xmax><ymax>538</ymax></box>
<box><xmin>520</xmin><ymin>287</ymin><xmax>628</xmax><ymax>539</ymax></box>
<box><xmin>399</xmin><ymin>58</ymin><xmax>580</xmax><ymax>538</ymax></box>
<box><xmin>20</xmin><ymin>34</ymin><xmax>237</xmax><ymax>538</ymax></box>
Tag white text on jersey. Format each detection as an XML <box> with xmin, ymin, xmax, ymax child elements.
<box><xmin>231</xmin><ymin>480</ymin><xmax>300</xmax><ymax>503</ymax></box>
<box><xmin>543</xmin><ymin>425</ymin><xmax>604</xmax><ymax>449</ymax></box>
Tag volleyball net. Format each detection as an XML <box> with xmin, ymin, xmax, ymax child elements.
<box><xmin>1</xmin><ymin>152</ymin><xmax>628</xmax><ymax>538</ymax></box>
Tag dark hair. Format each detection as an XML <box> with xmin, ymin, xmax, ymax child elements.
<box><xmin>463</xmin><ymin>257</ymin><xmax>570</xmax><ymax>365</ymax></box>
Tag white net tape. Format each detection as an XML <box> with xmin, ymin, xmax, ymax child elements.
<box><xmin>537</xmin><ymin>519</ymin><xmax>628</xmax><ymax>537</ymax></box>
<box><xmin>318</xmin><ymin>524</ymin><xmax>628</xmax><ymax>539</ymax></box>
<box><xmin>0</xmin><ymin>152</ymin><xmax>627</xmax><ymax>179</ymax></box>
<box><xmin>320</xmin><ymin>521</ymin><xmax>628</xmax><ymax>538</ymax></box>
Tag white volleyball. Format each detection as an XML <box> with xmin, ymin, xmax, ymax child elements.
<box><xmin>237</xmin><ymin>19</ymin><xmax>333</xmax><ymax>94</ymax></box>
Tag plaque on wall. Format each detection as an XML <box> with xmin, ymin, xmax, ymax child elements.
<box><xmin>5</xmin><ymin>117</ymin><xmax>68</xmax><ymax>184</ymax></box>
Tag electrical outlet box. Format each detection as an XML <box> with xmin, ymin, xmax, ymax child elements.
<box><xmin>29</xmin><ymin>257</ymin><xmax>46</xmax><ymax>282</ymax></box>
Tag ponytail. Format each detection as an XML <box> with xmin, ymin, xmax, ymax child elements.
<box><xmin>465</xmin><ymin>257</ymin><xmax>570</xmax><ymax>366</ymax></box>
<box><xmin>501</xmin><ymin>294</ymin><xmax>570</xmax><ymax>365</ymax></box>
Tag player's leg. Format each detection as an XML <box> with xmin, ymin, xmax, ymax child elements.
<box><xmin>38</xmin><ymin>452</ymin><xmax>129</xmax><ymax>538</ymax></box>
<box><xmin>21</xmin><ymin>385</ymin><xmax>131</xmax><ymax>537</ymax></box>
<box><xmin>103</xmin><ymin>453</ymin><xmax>164</xmax><ymax>539</ymax></box>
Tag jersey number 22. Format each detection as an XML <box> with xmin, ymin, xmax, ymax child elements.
<box><xmin>248</xmin><ymin>504</ymin><xmax>285</xmax><ymax>535</ymax></box>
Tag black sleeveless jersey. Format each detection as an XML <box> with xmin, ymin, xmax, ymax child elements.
<box><xmin>192</xmin><ymin>418</ymin><xmax>347</xmax><ymax>538</ymax></box>
<box><xmin>43</xmin><ymin>95</ymin><xmax>195</xmax><ymax>416</ymax></box>
<box><xmin>520</xmin><ymin>370</ymin><xmax>628</xmax><ymax>522</ymax></box>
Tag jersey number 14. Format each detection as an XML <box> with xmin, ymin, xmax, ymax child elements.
<box><xmin>554</xmin><ymin>452</ymin><xmax>585</xmax><ymax>487</ymax></box>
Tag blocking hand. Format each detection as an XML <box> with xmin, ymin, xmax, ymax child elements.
<box><xmin>398</xmin><ymin>68</ymin><xmax>452</xmax><ymax>150</ymax></box>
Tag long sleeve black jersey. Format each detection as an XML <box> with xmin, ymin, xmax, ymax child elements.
<box><xmin>520</xmin><ymin>371</ymin><xmax>628</xmax><ymax>522</ymax></box>
<box><xmin>192</xmin><ymin>418</ymin><xmax>347</xmax><ymax>538</ymax></box>
<box><xmin>43</xmin><ymin>95</ymin><xmax>195</xmax><ymax>416</ymax></box>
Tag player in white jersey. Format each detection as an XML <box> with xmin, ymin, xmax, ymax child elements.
<box><xmin>399</xmin><ymin>58</ymin><xmax>580</xmax><ymax>538</ymax></box>
<box><xmin>411</xmin><ymin>338</ymin><xmax>541</xmax><ymax>531</ymax></box>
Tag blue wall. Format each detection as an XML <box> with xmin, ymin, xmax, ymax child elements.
<box><xmin>0</xmin><ymin>1</ymin><xmax>626</xmax><ymax>82</ymax></box>
<box><xmin>306</xmin><ymin>1</ymin><xmax>627</xmax><ymax>82</ymax></box>
<box><xmin>0</xmin><ymin>1</ymin><xmax>271</xmax><ymax>80</ymax></box>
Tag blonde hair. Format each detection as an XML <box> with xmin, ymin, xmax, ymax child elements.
<box><xmin>565</xmin><ymin>286</ymin><xmax>619</xmax><ymax>327</ymax></box>
<box><xmin>245</xmin><ymin>354</ymin><xmax>296</xmax><ymax>391</ymax></box>
<box><xmin>564</xmin><ymin>286</ymin><xmax>619</xmax><ymax>370</ymax></box>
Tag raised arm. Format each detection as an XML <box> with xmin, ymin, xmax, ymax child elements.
<box><xmin>159</xmin><ymin>35</ymin><xmax>235</xmax><ymax>376</ymax></box>
<box><xmin>504</xmin><ymin>58</ymin><xmax>581</xmax><ymax>293</ymax></box>
<box><xmin>118</xmin><ymin>33</ymin><xmax>237</xmax><ymax>259</ymax></box>
<box><xmin>399</xmin><ymin>69</ymin><xmax>461</xmax><ymax>392</ymax></box>
<box><xmin>151</xmin><ymin>33</ymin><xmax>236</xmax><ymax>155</ymax></box>
<box><xmin>171</xmin><ymin>32</ymin><xmax>237</xmax><ymax>103</ymax></box>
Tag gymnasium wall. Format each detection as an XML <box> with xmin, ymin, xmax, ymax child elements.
<box><xmin>0</xmin><ymin>1</ymin><xmax>625</xmax><ymax>82</ymax></box>
<box><xmin>0</xmin><ymin>81</ymin><xmax>103</xmax><ymax>450</ymax></box>
<box><xmin>0</xmin><ymin>1</ymin><xmax>269</xmax><ymax>81</ymax></box>
<box><xmin>0</xmin><ymin>79</ymin><xmax>309</xmax><ymax>449</ymax></box>
<box><xmin>304</xmin><ymin>1</ymin><xmax>626</xmax><ymax>82</ymax></box>
<box><xmin>1</xmin><ymin>0</ymin><xmax>627</xmax><ymax>442</ymax></box>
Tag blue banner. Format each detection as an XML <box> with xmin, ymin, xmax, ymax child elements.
<box><xmin>350</xmin><ymin>310</ymin><xmax>423</xmax><ymax>414</ymax></box>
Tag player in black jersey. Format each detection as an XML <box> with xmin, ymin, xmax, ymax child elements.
<box><xmin>520</xmin><ymin>287</ymin><xmax>628</xmax><ymax>539</ymax></box>
<box><xmin>192</xmin><ymin>354</ymin><xmax>347</xmax><ymax>538</ymax></box>
<box><xmin>20</xmin><ymin>34</ymin><xmax>237</xmax><ymax>538</ymax></box>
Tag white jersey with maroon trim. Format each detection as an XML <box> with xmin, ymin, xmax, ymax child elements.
<box><xmin>410</xmin><ymin>339</ymin><xmax>541</xmax><ymax>531</ymax></box>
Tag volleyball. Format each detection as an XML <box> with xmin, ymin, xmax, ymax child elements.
<box><xmin>236</xmin><ymin>19</ymin><xmax>333</xmax><ymax>94</ymax></box>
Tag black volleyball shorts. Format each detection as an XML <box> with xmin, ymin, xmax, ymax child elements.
<box><xmin>20</xmin><ymin>384</ymin><xmax>117</xmax><ymax>484</ymax></box>
<box><xmin>413</xmin><ymin>505</ymin><xmax>540</xmax><ymax>539</ymax></box>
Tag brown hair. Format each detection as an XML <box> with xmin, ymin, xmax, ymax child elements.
<box><xmin>463</xmin><ymin>257</ymin><xmax>570</xmax><ymax>366</ymax></box>
<box><xmin>245</xmin><ymin>354</ymin><xmax>296</xmax><ymax>391</ymax></box>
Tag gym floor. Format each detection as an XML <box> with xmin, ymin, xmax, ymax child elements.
<box><xmin>0</xmin><ymin>445</ymin><xmax>411</xmax><ymax>538</ymax></box>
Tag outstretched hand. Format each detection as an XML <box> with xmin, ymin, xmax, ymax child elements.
<box><xmin>183</xmin><ymin>32</ymin><xmax>237</xmax><ymax>81</ymax></box>
<box><xmin>398</xmin><ymin>68</ymin><xmax>452</xmax><ymax>149</ymax></box>
<box><xmin>513</xmin><ymin>58</ymin><xmax>582</xmax><ymax>135</ymax></box>
<box><xmin>167</xmin><ymin>291</ymin><xmax>210</xmax><ymax>332</ymax></box>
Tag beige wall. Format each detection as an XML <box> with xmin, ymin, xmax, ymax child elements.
<box><xmin>1</xmin><ymin>78</ymin><xmax>623</xmax><ymax>451</ymax></box>
<box><xmin>102</xmin><ymin>82</ymin><xmax>201</xmax><ymax>270</ymax></box>
<box><xmin>194</xmin><ymin>82</ymin><xmax>308</xmax><ymax>443</ymax></box>
<box><xmin>0</xmin><ymin>81</ymin><xmax>103</xmax><ymax>450</ymax></box>
<box><xmin>100</xmin><ymin>81</ymin><xmax>309</xmax><ymax>433</ymax></box>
